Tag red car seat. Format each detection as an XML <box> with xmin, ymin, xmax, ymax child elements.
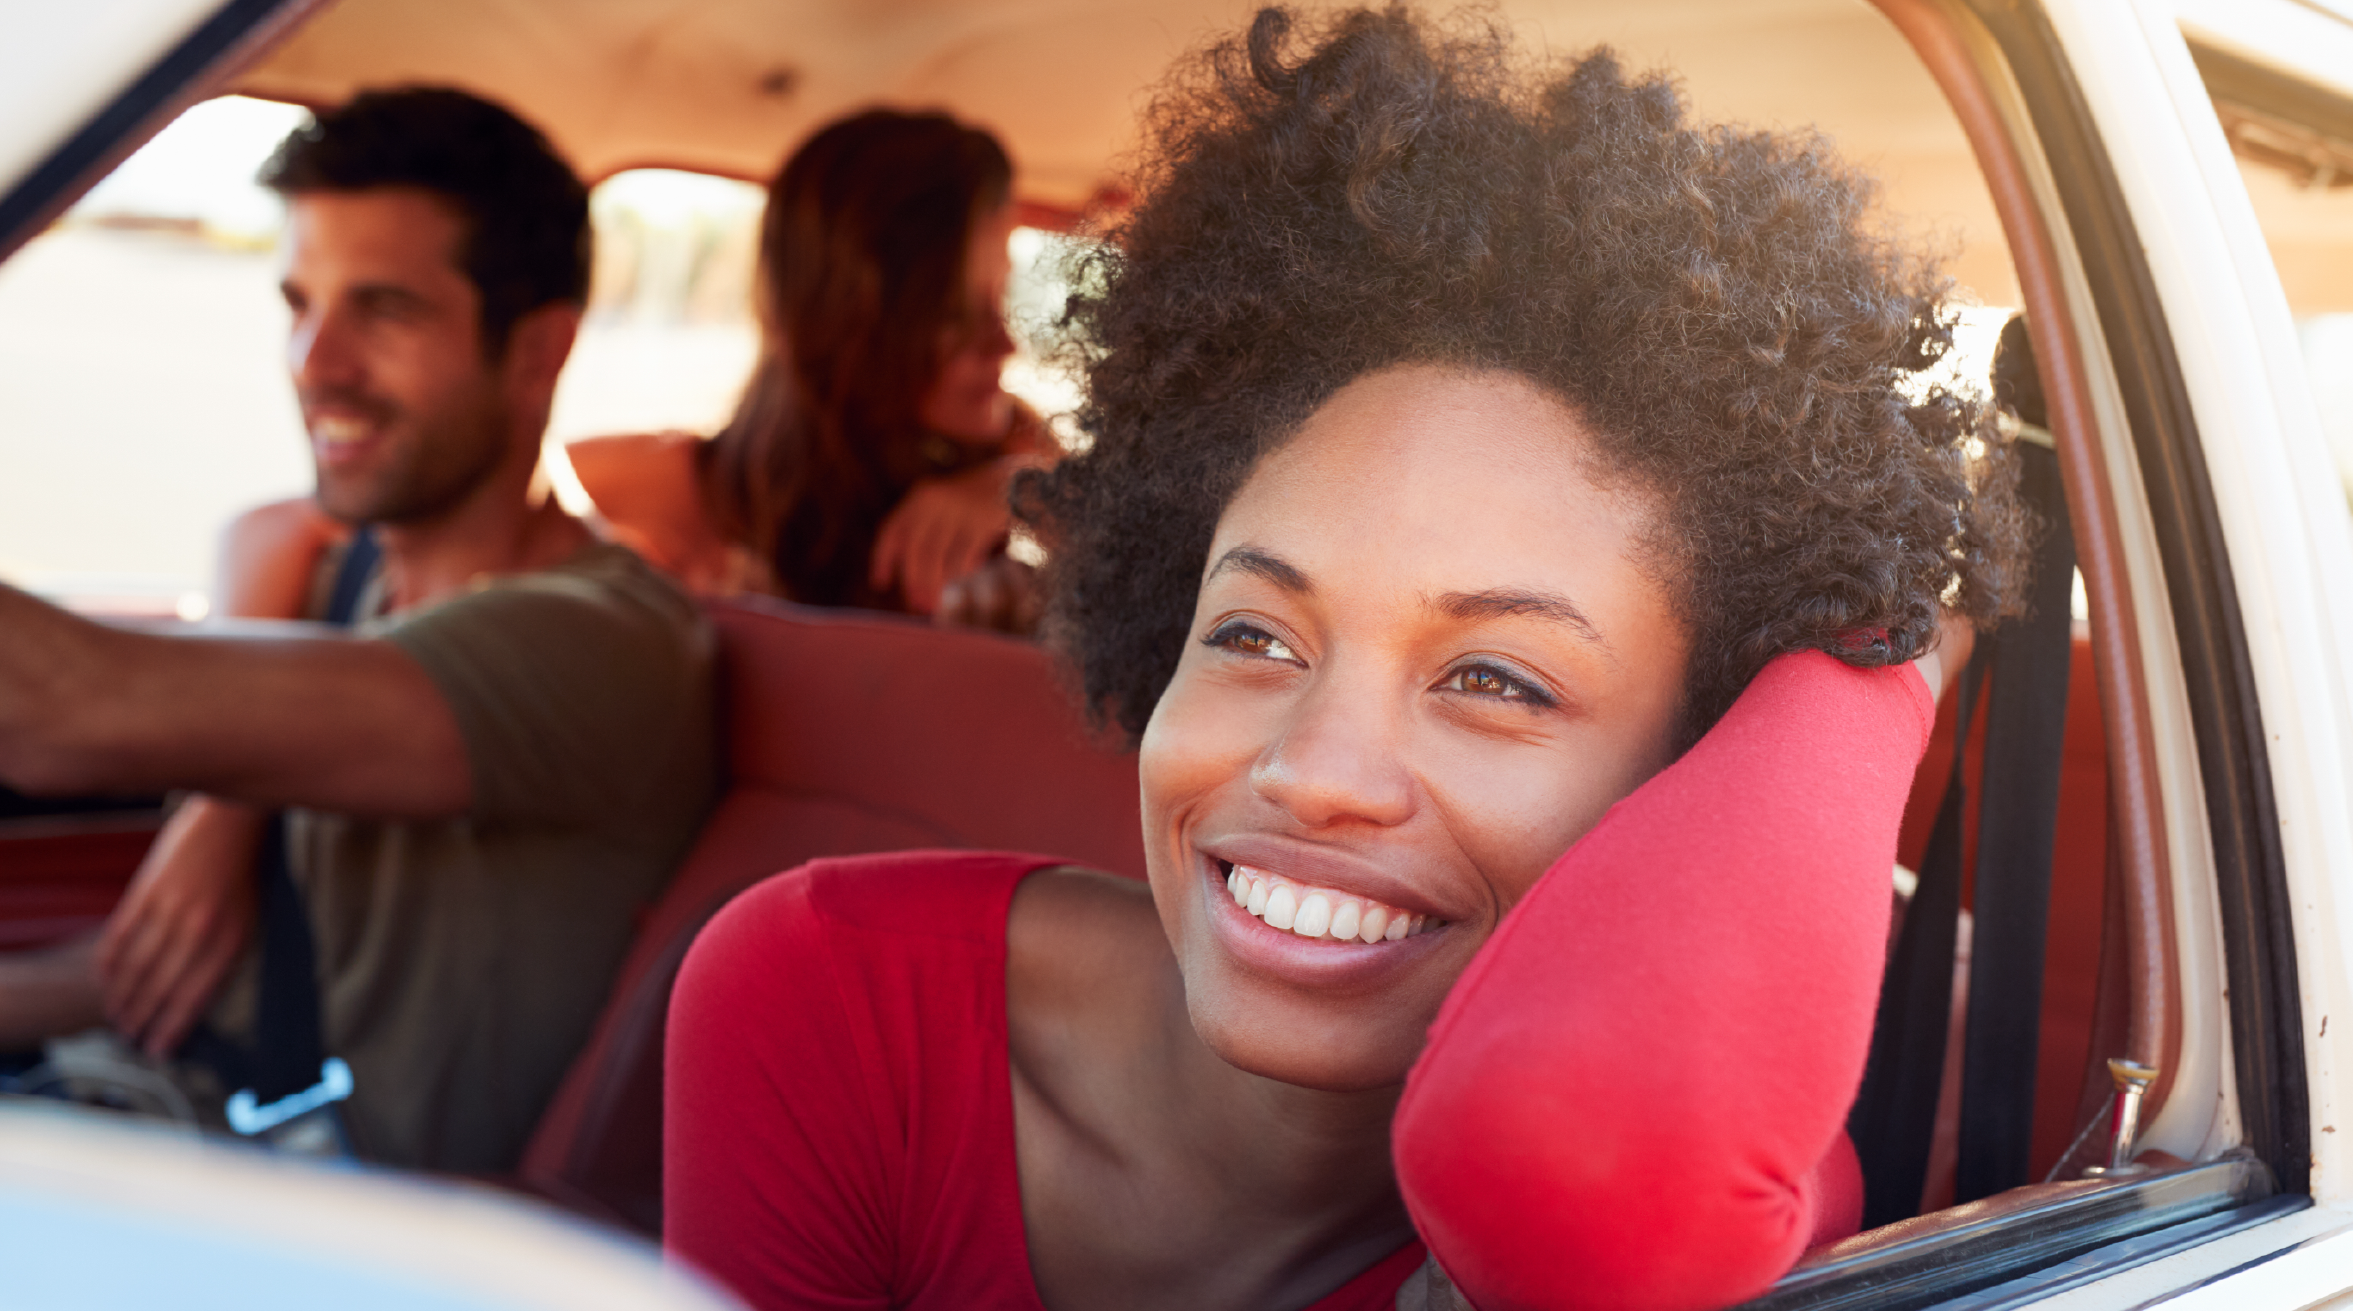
<box><xmin>517</xmin><ymin>598</ymin><xmax>1143</xmax><ymax>1233</ymax></box>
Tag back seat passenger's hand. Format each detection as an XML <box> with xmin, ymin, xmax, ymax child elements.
<box><xmin>870</xmin><ymin>454</ymin><xmax>1050</xmax><ymax>613</ymax></box>
<box><xmin>935</xmin><ymin>556</ymin><xmax>1042</xmax><ymax>635</ymax></box>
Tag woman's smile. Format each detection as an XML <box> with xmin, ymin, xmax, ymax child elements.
<box><xmin>1191</xmin><ymin>863</ymin><xmax>1453</xmax><ymax>1002</ymax></box>
<box><xmin>1184</xmin><ymin>840</ymin><xmax>1458</xmax><ymax>998</ymax></box>
<box><xmin>1223</xmin><ymin>864</ymin><xmax>1441</xmax><ymax>943</ymax></box>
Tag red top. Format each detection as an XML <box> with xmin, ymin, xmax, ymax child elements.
<box><xmin>662</xmin><ymin>847</ymin><xmax>1428</xmax><ymax>1308</ymax></box>
<box><xmin>665</xmin><ymin>651</ymin><xmax>1931</xmax><ymax>1309</ymax></box>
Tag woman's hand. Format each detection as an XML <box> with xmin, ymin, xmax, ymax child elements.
<box><xmin>93</xmin><ymin>796</ymin><xmax>265</xmax><ymax>1057</ymax></box>
<box><xmin>870</xmin><ymin>453</ymin><xmax>1049</xmax><ymax>614</ymax></box>
<box><xmin>935</xmin><ymin>555</ymin><xmax>1043</xmax><ymax>635</ymax></box>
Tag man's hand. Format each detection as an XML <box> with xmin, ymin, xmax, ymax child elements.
<box><xmin>869</xmin><ymin>455</ymin><xmax>1048</xmax><ymax>614</ymax></box>
<box><xmin>935</xmin><ymin>556</ymin><xmax>1044</xmax><ymax>635</ymax></box>
<box><xmin>94</xmin><ymin>798</ymin><xmax>265</xmax><ymax>1056</ymax></box>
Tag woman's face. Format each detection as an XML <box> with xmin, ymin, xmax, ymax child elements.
<box><xmin>1139</xmin><ymin>364</ymin><xmax>1692</xmax><ymax>1091</ymax></box>
<box><xmin>917</xmin><ymin>202</ymin><xmax>1019</xmax><ymax>442</ymax></box>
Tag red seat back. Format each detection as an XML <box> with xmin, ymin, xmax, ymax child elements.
<box><xmin>518</xmin><ymin>599</ymin><xmax>1142</xmax><ymax>1232</ymax></box>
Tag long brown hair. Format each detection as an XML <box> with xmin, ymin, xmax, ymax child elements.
<box><xmin>701</xmin><ymin>109</ymin><xmax>1014</xmax><ymax>607</ymax></box>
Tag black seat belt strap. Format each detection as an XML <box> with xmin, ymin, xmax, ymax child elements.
<box><xmin>1953</xmin><ymin>442</ymin><xmax>2076</xmax><ymax>1202</ymax></box>
<box><xmin>1850</xmin><ymin>649</ymin><xmax>1986</xmax><ymax>1228</ymax></box>
<box><xmin>224</xmin><ymin>526</ymin><xmax>379</xmax><ymax>1147</ymax></box>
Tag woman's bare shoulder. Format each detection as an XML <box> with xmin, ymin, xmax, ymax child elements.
<box><xmin>564</xmin><ymin>432</ymin><xmax>746</xmax><ymax>583</ymax></box>
<box><xmin>1010</xmin><ymin>868</ymin><xmax>1159</xmax><ymax>964</ymax></box>
<box><xmin>1007</xmin><ymin>868</ymin><xmax>1166</xmax><ymax>1027</ymax></box>
<box><xmin>566</xmin><ymin>431</ymin><xmax>703</xmax><ymax>514</ymax></box>
<box><xmin>223</xmin><ymin>496</ymin><xmax>340</xmax><ymax>552</ymax></box>
<box><xmin>218</xmin><ymin>497</ymin><xmax>345</xmax><ymax>620</ymax></box>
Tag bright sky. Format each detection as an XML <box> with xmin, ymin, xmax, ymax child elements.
<box><xmin>74</xmin><ymin>96</ymin><xmax>771</xmax><ymax>242</ymax></box>
<box><xmin>72</xmin><ymin>95</ymin><xmax>310</xmax><ymax>237</ymax></box>
<box><xmin>594</xmin><ymin>168</ymin><xmax>764</xmax><ymax>229</ymax></box>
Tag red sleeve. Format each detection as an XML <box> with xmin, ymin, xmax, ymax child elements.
<box><xmin>1392</xmin><ymin>651</ymin><xmax>1933</xmax><ymax>1311</ymax></box>
<box><xmin>663</xmin><ymin>865</ymin><xmax>898</xmax><ymax>1309</ymax></box>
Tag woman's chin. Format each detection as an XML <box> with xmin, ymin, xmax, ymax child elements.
<box><xmin>1182</xmin><ymin>987</ymin><xmax>1425</xmax><ymax>1093</ymax></box>
<box><xmin>920</xmin><ymin>390</ymin><xmax>1012</xmax><ymax>443</ymax></box>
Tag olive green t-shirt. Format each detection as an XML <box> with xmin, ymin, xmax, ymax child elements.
<box><xmin>272</xmin><ymin>542</ymin><xmax>714</xmax><ymax>1172</ymax></box>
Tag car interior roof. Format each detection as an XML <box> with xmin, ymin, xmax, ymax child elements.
<box><xmin>232</xmin><ymin>0</ymin><xmax>2028</xmax><ymax>304</ymax></box>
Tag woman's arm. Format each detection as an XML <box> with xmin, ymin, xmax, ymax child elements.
<box><xmin>214</xmin><ymin>497</ymin><xmax>345</xmax><ymax>621</ymax></box>
<box><xmin>1392</xmin><ymin>651</ymin><xmax>1936</xmax><ymax>1311</ymax></box>
<box><xmin>872</xmin><ymin>402</ymin><xmax>1064</xmax><ymax>617</ymax></box>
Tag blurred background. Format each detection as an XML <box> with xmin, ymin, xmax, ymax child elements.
<box><xmin>0</xmin><ymin>94</ymin><xmax>1089</xmax><ymax>616</ymax></box>
<box><xmin>0</xmin><ymin>73</ymin><xmax>2343</xmax><ymax>617</ymax></box>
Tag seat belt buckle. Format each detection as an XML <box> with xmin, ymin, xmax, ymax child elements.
<box><xmin>226</xmin><ymin>1056</ymin><xmax>355</xmax><ymax>1157</ymax></box>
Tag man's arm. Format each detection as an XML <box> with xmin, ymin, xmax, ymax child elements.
<box><xmin>0</xmin><ymin>584</ymin><xmax>469</xmax><ymax>818</ymax></box>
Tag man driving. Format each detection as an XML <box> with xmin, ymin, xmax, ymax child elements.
<box><xmin>0</xmin><ymin>87</ymin><xmax>715</xmax><ymax>1172</ymax></box>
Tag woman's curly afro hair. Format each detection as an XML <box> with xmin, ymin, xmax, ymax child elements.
<box><xmin>1022</xmin><ymin>5</ymin><xmax>2031</xmax><ymax>747</ymax></box>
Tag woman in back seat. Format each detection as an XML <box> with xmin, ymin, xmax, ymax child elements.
<box><xmin>664</xmin><ymin>9</ymin><xmax>2031</xmax><ymax>1310</ymax></box>
<box><xmin>569</xmin><ymin>109</ymin><xmax>1061</xmax><ymax>630</ymax></box>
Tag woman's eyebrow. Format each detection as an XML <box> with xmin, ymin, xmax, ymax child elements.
<box><xmin>1434</xmin><ymin>588</ymin><xmax>1609</xmax><ymax>649</ymax></box>
<box><xmin>1208</xmin><ymin>546</ymin><xmax>1313</xmax><ymax>594</ymax></box>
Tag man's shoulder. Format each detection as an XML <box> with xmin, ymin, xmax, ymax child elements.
<box><xmin>388</xmin><ymin>542</ymin><xmax>702</xmax><ymax>641</ymax></box>
<box><xmin>525</xmin><ymin>539</ymin><xmax>699</xmax><ymax>614</ymax></box>
<box><xmin>372</xmin><ymin>541</ymin><xmax>712</xmax><ymax>712</ymax></box>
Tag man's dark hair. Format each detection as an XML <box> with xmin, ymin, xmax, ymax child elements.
<box><xmin>1022</xmin><ymin>5</ymin><xmax>2033</xmax><ymax>748</ymax></box>
<box><xmin>259</xmin><ymin>86</ymin><xmax>591</xmax><ymax>355</ymax></box>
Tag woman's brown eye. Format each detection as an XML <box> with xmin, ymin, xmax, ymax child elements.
<box><xmin>1204</xmin><ymin>621</ymin><xmax>1299</xmax><ymax>663</ymax></box>
<box><xmin>1443</xmin><ymin>662</ymin><xmax>1555</xmax><ymax>708</ymax></box>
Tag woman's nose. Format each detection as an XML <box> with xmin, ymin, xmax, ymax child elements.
<box><xmin>1249</xmin><ymin>678</ymin><xmax>1416</xmax><ymax>830</ymax></box>
<box><xmin>982</xmin><ymin>310</ymin><xmax>1015</xmax><ymax>361</ymax></box>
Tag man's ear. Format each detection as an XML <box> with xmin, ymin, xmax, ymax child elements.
<box><xmin>501</xmin><ymin>301</ymin><xmax>583</xmax><ymax>409</ymax></box>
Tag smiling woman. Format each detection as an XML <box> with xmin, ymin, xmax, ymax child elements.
<box><xmin>661</xmin><ymin>7</ymin><xmax>2030</xmax><ymax>1311</ymax></box>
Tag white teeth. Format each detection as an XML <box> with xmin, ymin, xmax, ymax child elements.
<box><xmin>1293</xmin><ymin>893</ymin><xmax>1332</xmax><ymax>939</ymax></box>
<box><xmin>1263</xmin><ymin>885</ymin><xmax>1298</xmax><ymax>931</ymax></box>
<box><xmin>1220</xmin><ymin>864</ymin><xmax>1436</xmax><ymax>944</ymax></box>
<box><xmin>1328</xmin><ymin>900</ymin><xmax>1361</xmax><ymax>942</ymax></box>
<box><xmin>313</xmin><ymin>416</ymin><xmax>369</xmax><ymax>445</ymax></box>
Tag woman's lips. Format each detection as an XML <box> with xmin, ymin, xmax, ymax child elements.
<box><xmin>1224</xmin><ymin>863</ymin><xmax>1438</xmax><ymax>943</ymax></box>
<box><xmin>1193</xmin><ymin>853</ymin><xmax>1450</xmax><ymax>989</ymax></box>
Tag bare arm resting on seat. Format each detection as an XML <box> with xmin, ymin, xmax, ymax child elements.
<box><xmin>0</xmin><ymin>583</ymin><xmax>469</xmax><ymax>819</ymax></box>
